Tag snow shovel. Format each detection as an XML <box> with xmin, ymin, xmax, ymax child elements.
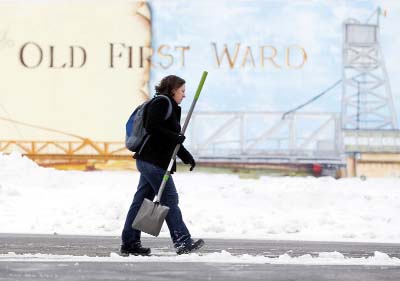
<box><xmin>132</xmin><ymin>71</ymin><xmax>208</xmax><ymax>237</ymax></box>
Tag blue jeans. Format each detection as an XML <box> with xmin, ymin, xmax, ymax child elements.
<box><xmin>122</xmin><ymin>159</ymin><xmax>191</xmax><ymax>247</ymax></box>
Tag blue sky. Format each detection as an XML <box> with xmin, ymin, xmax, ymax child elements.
<box><xmin>149</xmin><ymin>0</ymin><xmax>400</xmax><ymax>125</ymax></box>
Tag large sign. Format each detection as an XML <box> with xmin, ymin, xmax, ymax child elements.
<box><xmin>2</xmin><ymin>1</ymin><xmax>399</xmax><ymax>145</ymax></box>
<box><xmin>0</xmin><ymin>2</ymin><xmax>150</xmax><ymax>141</ymax></box>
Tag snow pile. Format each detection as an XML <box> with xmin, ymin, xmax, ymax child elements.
<box><xmin>1</xmin><ymin>152</ymin><xmax>400</xmax><ymax>242</ymax></box>
<box><xmin>1</xmin><ymin>251</ymin><xmax>400</xmax><ymax>266</ymax></box>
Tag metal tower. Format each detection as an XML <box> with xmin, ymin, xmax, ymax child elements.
<box><xmin>341</xmin><ymin>8</ymin><xmax>398</xmax><ymax>130</ymax></box>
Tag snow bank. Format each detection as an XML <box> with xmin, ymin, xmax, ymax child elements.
<box><xmin>1</xmin><ymin>152</ymin><xmax>400</xmax><ymax>242</ymax></box>
<box><xmin>1</xmin><ymin>251</ymin><xmax>400</xmax><ymax>266</ymax></box>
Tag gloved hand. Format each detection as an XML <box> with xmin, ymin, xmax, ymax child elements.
<box><xmin>176</xmin><ymin>134</ymin><xmax>186</xmax><ymax>144</ymax></box>
<box><xmin>188</xmin><ymin>158</ymin><xmax>196</xmax><ymax>171</ymax></box>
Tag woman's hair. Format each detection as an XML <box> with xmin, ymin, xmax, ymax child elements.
<box><xmin>155</xmin><ymin>75</ymin><xmax>185</xmax><ymax>97</ymax></box>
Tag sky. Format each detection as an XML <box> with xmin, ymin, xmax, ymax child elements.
<box><xmin>149</xmin><ymin>0</ymin><xmax>400</xmax><ymax>126</ymax></box>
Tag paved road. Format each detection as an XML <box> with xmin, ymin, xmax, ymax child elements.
<box><xmin>0</xmin><ymin>233</ymin><xmax>400</xmax><ymax>281</ymax></box>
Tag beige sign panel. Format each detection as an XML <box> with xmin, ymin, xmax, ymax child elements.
<box><xmin>0</xmin><ymin>2</ymin><xmax>151</xmax><ymax>142</ymax></box>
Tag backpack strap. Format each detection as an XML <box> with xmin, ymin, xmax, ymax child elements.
<box><xmin>154</xmin><ymin>95</ymin><xmax>173</xmax><ymax>120</ymax></box>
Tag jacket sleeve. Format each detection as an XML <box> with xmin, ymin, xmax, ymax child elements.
<box><xmin>145</xmin><ymin>98</ymin><xmax>179</xmax><ymax>142</ymax></box>
<box><xmin>177</xmin><ymin>145</ymin><xmax>194</xmax><ymax>164</ymax></box>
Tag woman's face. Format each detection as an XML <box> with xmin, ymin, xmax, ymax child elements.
<box><xmin>172</xmin><ymin>84</ymin><xmax>186</xmax><ymax>104</ymax></box>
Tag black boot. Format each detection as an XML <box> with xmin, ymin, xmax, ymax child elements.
<box><xmin>176</xmin><ymin>239</ymin><xmax>205</xmax><ymax>255</ymax></box>
<box><xmin>120</xmin><ymin>241</ymin><xmax>151</xmax><ymax>256</ymax></box>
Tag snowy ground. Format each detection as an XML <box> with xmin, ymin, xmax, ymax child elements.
<box><xmin>1</xmin><ymin>152</ymin><xmax>400</xmax><ymax>243</ymax></box>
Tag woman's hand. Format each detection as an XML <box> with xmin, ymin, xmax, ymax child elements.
<box><xmin>188</xmin><ymin>158</ymin><xmax>196</xmax><ymax>171</ymax></box>
<box><xmin>177</xmin><ymin>134</ymin><xmax>186</xmax><ymax>144</ymax></box>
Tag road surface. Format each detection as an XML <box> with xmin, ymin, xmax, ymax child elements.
<box><xmin>0</xmin><ymin>233</ymin><xmax>399</xmax><ymax>281</ymax></box>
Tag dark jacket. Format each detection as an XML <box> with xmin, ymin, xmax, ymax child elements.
<box><xmin>133</xmin><ymin>94</ymin><xmax>194</xmax><ymax>173</ymax></box>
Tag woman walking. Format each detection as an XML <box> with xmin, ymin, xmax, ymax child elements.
<box><xmin>121</xmin><ymin>75</ymin><xmax>204</xmax><ymax>256</ymax></box>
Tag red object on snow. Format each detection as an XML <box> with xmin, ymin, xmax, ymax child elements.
<box><xmin>312</xmin><ymin>164</ymin><xmax>322</xmax><ymax>177</ymax></box>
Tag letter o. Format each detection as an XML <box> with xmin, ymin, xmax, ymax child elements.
<box><xmin>20</xmin><ymin>42</ymin><xmax>43</xmax><ymax>68</ymax></box>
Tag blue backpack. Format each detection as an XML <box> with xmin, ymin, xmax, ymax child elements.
<box><xmin>125</xmin><ymin>95</ymin><xmax>172</xmax><ymax>153</ymax></box>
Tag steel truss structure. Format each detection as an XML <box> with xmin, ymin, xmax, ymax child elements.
<box><xmin>0</xmin><ymin>111</ymin><xmax>342</xmax><ymax>164</ymax></box>
<box><xmin>341</xmin><ymin>17</ymin><xmax>398</xmax><ymax>130</ymax></box>
<box><xmin>183</xmin><ymin>112</ymin><xmax>343</xmax><ymax>164</ymax></box>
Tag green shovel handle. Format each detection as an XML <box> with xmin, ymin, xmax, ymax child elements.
<box><xmin>194</xmin><ymin>71</ymin><xmax>208</xmax><ymax>101</ymax></box>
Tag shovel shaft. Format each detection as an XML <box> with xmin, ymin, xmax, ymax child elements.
<box><xmin>154</xmin><ymin>71</ymin><xmax>208</xmax><ymax>203</ymax></box>
<box><xmin>181</xmin><ymin>71</ymin><xmax>208</xmax><ymax>135</ymax></box>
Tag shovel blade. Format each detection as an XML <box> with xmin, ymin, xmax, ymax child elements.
<box><xmin>132</xmin><ymin>198</ymin><xmax>170</xmax><ymax>237</ymax></box>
